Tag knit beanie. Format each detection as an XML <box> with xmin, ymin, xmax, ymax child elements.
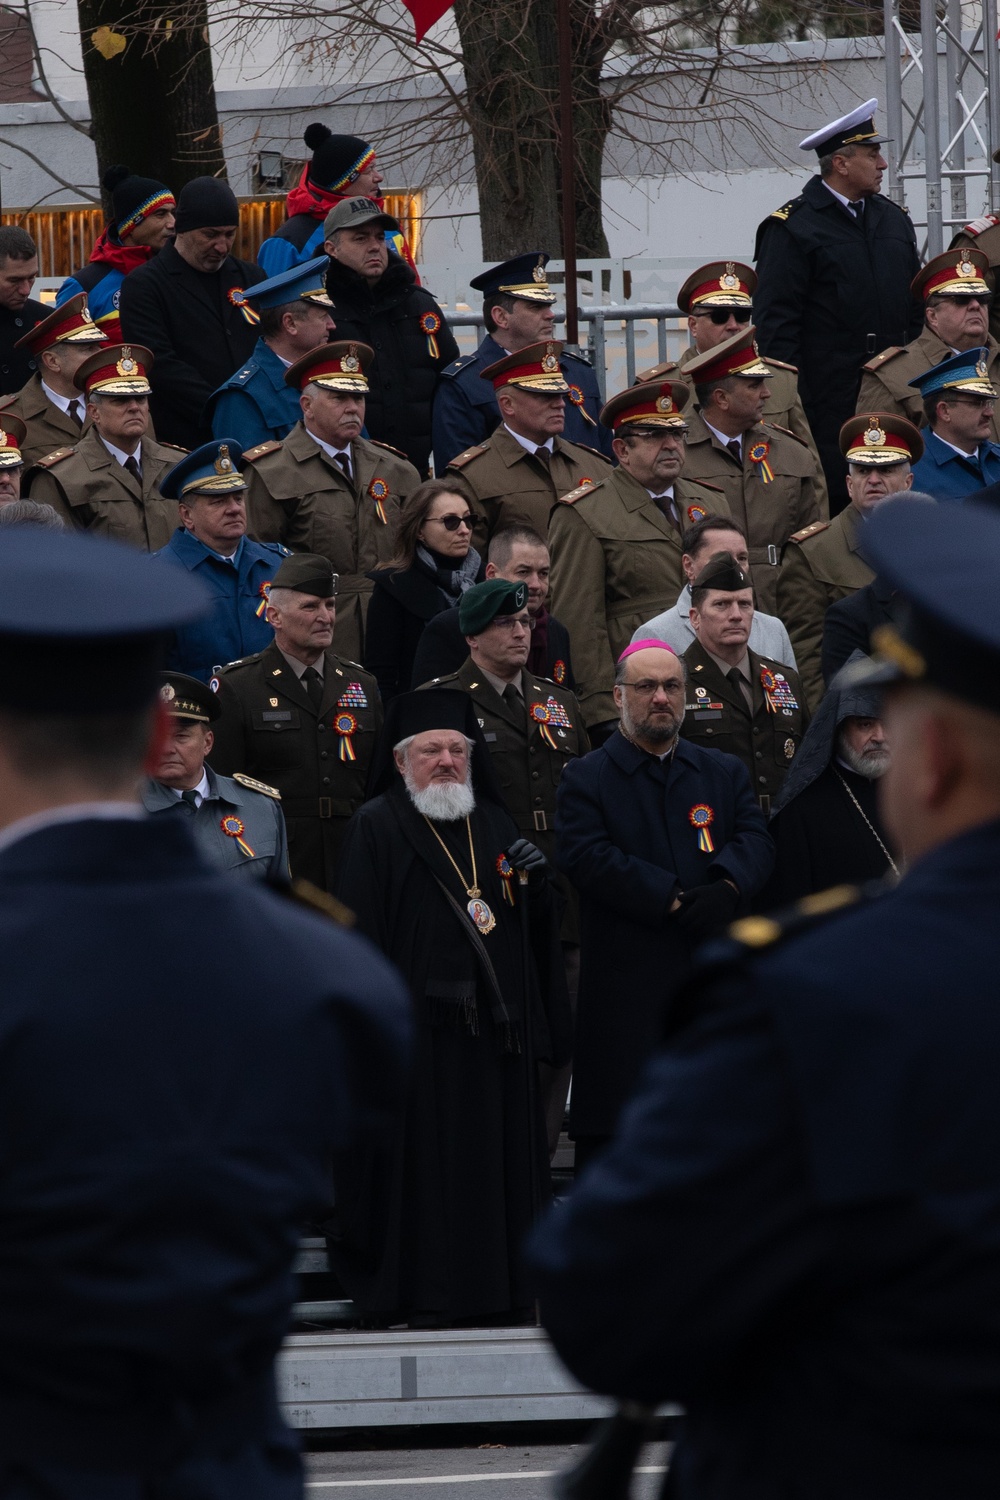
<box><xmin>174</xmin><ymin>176</ymin><xmax>240</xmax><ymax>234</ymax></box>
<box><xmin>103</xmin><ymin>164</ymin><xmax>175</xmax><ymax>238</ymax></box>
<box><xmin>303</xmin><ymin>124</ymin><xmax>376</xmax><ymax>193</ymax></box>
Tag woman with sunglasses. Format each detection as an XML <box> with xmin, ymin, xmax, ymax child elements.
<box><xmin>364</xmin><ymin>478</ymin><xmax>484</xmax><ymax>701</ymax></box>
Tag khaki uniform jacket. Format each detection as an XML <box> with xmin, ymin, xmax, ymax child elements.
<box><xmin>242</xmin><ymin>422</ymin><xmax>420</xmax><ymax>665</ymax></box>
<box><xmin>548</xmin><ymin>466</ymin><xmax>729</xmax><ymax>728</ymax></box>
<box><xmin>423</xmin><ymin>657</ymin><xmax>590</xmax><ymax>943</ymax></box>
<box><xmin>680</xmin><ymin>638</ymin><xmax>807</xmax><ymax>811</ymax></box>
<box><xmin>26</xmin><ymin>426</ymin><xmax>183</xmax><ymax>550</ymax></box>
<box><xmin>208</xmin><ymin>640</ymin><xmax>381</xmax><ymax>893</ymax></box>
<box><xmin>0</xmin><ymin>374</ymin><xmax>93</xmax><ymax>469</ymax></box>
<box><xmin>856</xmin><ymin>327</ymin><xmax>1000</xmax><ymax>441</ymax></box>
<box><xmin>444</xmin><ymin>424</ymin><xmax>612</xmax><ymax>548</ymax></box>
<box><xmin>952</xmin><ymin>223</ymin><xmax>1000</xmax><ymax>344</ymax></box>
<box><xmin>775</xmin><ymin>504</ymin><xmax>874</xmax><ymax>713</ymax></box>
<box><xmin>681</xmin><ymin>410</ymin><xmax>827</xmax><ymax>616</ymax></box>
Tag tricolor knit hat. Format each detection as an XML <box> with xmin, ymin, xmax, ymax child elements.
<box><xmin>303</xmin><ymin>124</ymin><xmax>376</xmax><ymax>193</ymax></box>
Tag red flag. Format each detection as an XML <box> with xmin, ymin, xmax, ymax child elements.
<box><xmin>401</xmin><ymin>0</ymin><xmax>454</xmax><ymax>42</ymax></box>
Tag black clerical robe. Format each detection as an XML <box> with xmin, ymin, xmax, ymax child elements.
<box><xmin>763</xmin><ymin>762</ymin><xmax>894</xmax><ymax>906</ymax></box>
<box><xmin>331</xmin><ymin>782</ymin><xmax>569</xmax><ymax>1324</ymax></box>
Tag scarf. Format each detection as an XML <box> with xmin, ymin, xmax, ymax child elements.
<box><xmin>527</xmin><ymin>605</ymin><xmax>549</xmax><ymax>678</ymax></box>
<box><xmin>417</xmin><ymin>543</ymin><xmax>481</xmax><ymax>605</ymax></box>
<box><xmin>283</xmin><ymin>167</ymin><xmax>419</xmax><ymax>278</ymax></box>
<box><xmin>88</xmin><ymin>228</ymin><xmax>156</xmax><ymax>275</ymax></box>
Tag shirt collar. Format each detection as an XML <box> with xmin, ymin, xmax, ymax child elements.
<box><xmin>481</xmin><ymin>666</ymin><xmax>522</xmax><ymax>698</ymax></box>
<box><xmin>306</xmin><ymin>428</ymin><xmax>352</xmax><ymax>467</ymax></box>
<box><xmin>707</xmin><ymin>647</ymin><xmax>751</xmax><ymax>681</ymax></box>
<box><xmin>277</xmin><ymin>645</ymin><xmax>323</xmax><ymax>680</ymax></box>
<box><xmin>168</xmin><ymin>769</ymin><xmax>211</xmax><ymax>805</ymax></box>
<box><xmin>100</xmin><ymin>436</ymin><xmax>142</xmax><ymax>468</ymax></box>
<box><xmin>822</xmin><ymin>182</ymin><xmax>854</xmax><ymax>210</ymax></box>
<box><xmin>503</xmin><ymin>425</ymin><xmax>554</xmax><ymax>456</ymax></box>
<box><xmin>702</xmin><ymin>419</ymin><xmax>740</xmax><ymax>452</ymax></box>
<box><xmin>40</xmin><ymin>380</ymin><xmax>78</xmax><ymax>415</ymax></box>
<box><xmin>932</xmin><ymin>432</ymin><xmax>983</xmax><ymax>461</ymax></box>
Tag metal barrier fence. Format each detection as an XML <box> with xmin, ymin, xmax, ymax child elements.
<box><xmin>443</xmin><ymin>305</ymin><xmax>686</xmax><ymax>401</ymax></box>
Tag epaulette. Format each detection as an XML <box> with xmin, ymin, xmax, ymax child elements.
<box><xmin>562</xmin><ymin>346</ymin><xmax>593</xmax><ymax>367</ymax></box>
<box><xmin>33</xmin><ymin>447</ymin><xmax>74</xmax><ymax>468</ymax></box>
<box><xmin>0</xmin><ymin>394</ymin><xmax>17</xmax><ymax>411</ymax></box>
<box><xmin>763</xmin><ymin>356</ymin><xmax>799</xmax><ymax>373</ymax></box>
<box><xmin>446</xmin><ymin>444</ymin><xmax>489</xmax><ymax>469</ymax></box>
<box><xmin>232</xmin><ymin>771</ymin><xmax>282</xmax><ymax>800</ymax></box>
<box><xmin>558</xmin><ymin>478</ymin><xmax>605</xmax><ymax>505</ymax></box>
<box><xmin>769</xmin><ymin>196</ymin><xmax>803</xmax><ymax>222</ymax></box>
<box><xmin>230</xmin><ymin>363</ymin><xmax>257</xmax><ymax>385</ymax></box>
<box><xmin>568</xmin><ymin>442</ymin><xmax>613</xmax><ymax>463</ymax></box>
<box><xmin>788</xmin><ymin>520</ymin><xmax>830</xmax><ymax>544</ymax></box>
<box><xmin>242</xmin><ymin>440</ymin><xmax>282</xmax><ymax>462</ymax></box>
<box><xmin>725</xmin><ymin>884</ymin><xmax>862</xmax><ymax>954</ymax></box>
<box><xmin>217</xmin><ymin>651</ymin><xmax>264</xmax><ymax>672</ymax></box>
<box><xmin>635</xmin><ymin>359</ymin><xmax>680</xmax><ymax>384</ymax></box>
<box><xmin>368</xmin><ymin>438</ymin><xmax>408</xmax><ymax>460</ymax></box>
<box><xmin>332</xmin><ymin>656</ymin><xmax>367</xmax><ymax>674</ymax></box>
<box><xmin>685</xmin><ymin>479</ymin><xmax>726</xmax><ymax>494</ymax></box>
<box><xmin>956</xmin><ymin>214</ymin><xmax>1000</xmax><ymax>238</ymax></box>
<box><xmin>440</xmin><ymin>355</ymin><xmax>479</xmax><ymax>380</ymax></box>
<box><xmin>762</xmin><ymin>421</ymin><xmax>808</xmax><ymax>448</ymax></box>
<box><xmin>288</xmin><ymin>877</ymin><xmax>355</xmax><ymax>929</ymax></box>
<box><xmin>862</xmin><ymin>346</ymin><xmax>904</xmax><ymax>373</ymax></box>
<box><xmin>158</xmin><ymin>442</ymin><xmax>188</xmax><ymax>453</ymax></box>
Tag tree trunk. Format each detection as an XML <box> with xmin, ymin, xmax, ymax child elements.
<box><xmin>77</xmin><ymin>0</ymin><xmax>225</xmax><ymax>201</ymax></box>
<box><xmin>453</xmin><ymin>0</ymin><xmax>611</xmax><ymax>260</ymax></box>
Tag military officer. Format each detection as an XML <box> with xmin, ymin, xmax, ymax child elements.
<box><xmin>753</xmin><ymin>98</ymin><xmax>922</xmax><ymax>513</ymax></box>
<box><xmin>209</xmin><ymin>551</ymin><xmax>382</xmax><ymax>891</ymax></box>
<box><xmin>951</xmin><ymin>167</ymin><xmax>1000</xmax><ymax>344</ymax></box>
<box><xmin>444</xmin><ymin>339</ymin><xmax>612</xmax><ymax>546</ymax></box>
<box><xmin>680</xmin><ymin>551</ymin><xmax>807</xmax><ymax>811</ymax></box>
<box><xmin>907</xmin><ymin>347</ymin><xmax>1000</xmax><ymax>502</ymax></box>
<box><xmin>548</xmin><ymin>380</ymin><xmax>727</xmax><ymax>735</ymax></box>
<box><xmin>242</xmin><ymin>339</ymin><xmax>419</xmax><ymax>664</ymax></box>
<box><xmin>205</xmin><ymin>254</ymin><xmax>336</xmax><ymax>450</ymax></box>
<box><xmin>0</xmin><ymin>414</ymin><xmax>26</xmax><ymax>505</ymax></box>
<box><xmin>681</xmin><ymin>326</ymin><xmax>827</xmax><ymax>614</ymax></box>
<box><xmin>0</xmin><ymin>293</ymin><xmax>107</xmax><ymax>467</ymax></box>
<box><xmin>142</xmin><ymin>671</ymin><xmax>289</xmax><ymax>881</ymax></box>
<box><xmin>776</xmin><ymin>412</ymin><xmax>921</xmax><ymax>712</ymax></box>
<box><xmin>636</xmin><ymin>258</ymin><xmax>825</xmax><ymax>495</ymax></box>
<box><xmin>153</xmin><ymin>440</ymin><xmax>290</xmax><ymax>682</ymax></box>
<box><xmin>432</xmin><ymin>252</ymin><xmax>611</xmax><ymax>470</ymax></box>
<box><xmin>856</xmin><ymin>248</ymin><xmax>1000</xmax><ymax>438</ymax></box>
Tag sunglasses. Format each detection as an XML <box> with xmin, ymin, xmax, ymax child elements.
<box><xmin>943</xmin><ymin>293</ymin><xmax>993</xmax><ymax>307</ymax></box>
<box><xmin>694</xmin><ymin>307</ymin><xmax>753</xmax><ymax>325</ymax></box>
<box><xmin>429</xmin><ymin>513</ymin><xmax>473</xmax><ymax>532</ymax></box>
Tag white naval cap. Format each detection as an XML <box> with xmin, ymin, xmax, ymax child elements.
<box><xmin>799</xmin><ymin>98</ymin><xmax>889</xmax><ymax>155</ymax></box>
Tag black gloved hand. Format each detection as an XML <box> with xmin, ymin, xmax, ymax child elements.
<box><xmin>506</xmin><ymin>837</ymin><xmax>548</xmax><ymax>874</ymax></box>
<box><xmin>674</xmin><ymin>880</ymin><xmax>740</xmax><ymax>946</ymax></box>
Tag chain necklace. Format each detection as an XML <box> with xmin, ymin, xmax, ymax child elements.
<box><xmin>422</xmin><ymin>815</ymin><xmax>497</xmax><ymax>934</ymax></box>
<box><xmin>833</xmin><ymin>771</ymin><xmax>900</xmax><ymax>879</ymax></box>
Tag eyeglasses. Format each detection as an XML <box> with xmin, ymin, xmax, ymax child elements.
<box><xmin>695</xmin><ymin>308</ymin><xmax>752</xmax><ymax>325</ymax></box>
<box><xmin>490</xmin><ymin>615</ymin><xmax>531</xmax><ymax>633</ymax></box>
<box><xmin>942</xmin><ymin>293</ymin><xmax>993</xmax><ymax>307</ymax></box>
<box><xmin>428</xmin><ymin>513</ymin><xmax>473</xmax><ymax>532</ymax></box>
<box><xmin>621</xmin><ymin>679</ymin><xmax>685</xmax><ymax>695</ymax></box>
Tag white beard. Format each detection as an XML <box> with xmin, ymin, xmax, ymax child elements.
<box><xmin>404</xmin><ymin>770</ymin><xmax>476</xmax><ymax>821</ymax></box>
<box><xmin>836</xmin><ymin>732</ymin><xmax>890</xmax><ymax>781</ymax></box>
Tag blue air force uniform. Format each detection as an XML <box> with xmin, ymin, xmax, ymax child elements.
<box><xmin>143</xmin><ymin>763</ymin><xmax>289</xmax><ymax>881</ymax></box>
<box><xmin>907</xmin><ymin>346</ymin><xmax>1000</xmax><ymax>501</ymax></box>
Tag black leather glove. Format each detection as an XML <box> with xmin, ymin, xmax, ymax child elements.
<box><xmin>506</xmin><ymin>837</ymin><xmax>548</xmax><ymax>874</ymax></box>
<box><xmin>674</xmin><ymin>880</ymin><xmax>740</xmax><ymax>946</ymax></box>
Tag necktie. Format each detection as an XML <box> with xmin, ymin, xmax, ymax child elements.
<box><xmin>502</xmin><ymin>682</ymin><xmax>521</xmax><ymax>712</ymax></box>
<box><xmin>726</xmin><ymin>439</ymin><xmax>743</xmax><ymax>466</ymax></box>
<box><xmin>333</xmin><ymin>451</ymin><xmax>352</xmax><ymax>481</ymax></box>
<box><xmin>123</xmin><ymin>455</ymin><xmax>142</xmax><ymax>484</ymax></box>
<box><xmin>533</xmin><ymin>446</ymin><xmax>551</xmax><ymax>469</ymax></box>
<box><xmin>302</xmin><ymin>665</ymin><xmax>323</xmax><ymax>709</ymax></box>
<box><xmin>68</xmin><ymin>399</ymin><xmax>84</xmax><ymax>429</ymax></box>
<box><xmin>651</xmin><ymin>493</ymin><xmax>679</xmax><ymax>529</ymax></box>
<box><xmin>727</xmin><ymin>665</ymin><xmax>752</xmax><ymax>711</ymax></box>
<box><xmin>850</xmin><ymin>199</ymin><xmax>865</xmax><ymax>222</ymax></box>
<box><xmin>180</xmin><ymin>788</ymin><xmax>199</xmax><ymax>810</ymax></box>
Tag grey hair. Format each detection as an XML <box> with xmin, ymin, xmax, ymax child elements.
<box><xmin>0</xmin><ymin>500</ymin><xmax>64</xmax><ymax>530</ymax></box>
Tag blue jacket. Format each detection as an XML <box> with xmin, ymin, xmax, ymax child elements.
<box><xmin>0</xmin><ymin>813</ymin><xmax>409</xmax><ymax>1486</ymax></box>
<box><xmin>909</xmin><ymin>427</ymin><xmax>1000</xmax><ymax>503</ymax></box>
<box><xmin>56</xmin><ymin>265</ymin><xmax>123</xmax><ymax>331</ymax></box>
<box><xmin>150</xmin><ymin>528</ymin><xmax>290</xmax><ymax>681</ymax></box>
<box><xmin>257</xmin><ymin>221</ymin><xmax>326</xmax><ymax>278</ymax></box>
<box><xmin>556</xmin><ymin>731</ymin><xmax>773</xmax><ymax>1137</ymax></box>
<box><xmin>205</xmin><ymin>337</ymin><xmax>304</xmax><ymax>450</ymax></box>
<box><xmin>531</xmin><ymin>818</ymin><xmax>1000</xmax><ymax>1498</ymax></box>
<box><xmin>432</xmin><ymin>332</ymin><xmax>614</xmax><ymax>471</ymax></box>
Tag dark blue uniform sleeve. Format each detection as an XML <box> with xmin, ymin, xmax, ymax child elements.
<box><xmin>210</xmin><ymin>386</ymin><xmax>273</xmax><ymax>449</ymax></box>
<box><xmin>257</xmin><ymin>236</ymin><xmax>299</xmax><ymax>278</ymax></box>
<box><xmin>528</xmin><ymin>982</ymin><xmax>822</xmax><ymax>1402</ymax></box>
<box><xmin>432</xmin><ymin>371</ymin><xmax>489</xmax><ymax>472</ymax></box>
<box><xmin>752</xmin><ymin>219</ymin><xmax>811</xmax><ymax>367</ymax></box>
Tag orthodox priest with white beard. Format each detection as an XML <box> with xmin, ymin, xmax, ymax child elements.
<box><xmin>331</xmin><ymin>688</ymin><xmax>571</xmax><ymax>1328</ymax></box>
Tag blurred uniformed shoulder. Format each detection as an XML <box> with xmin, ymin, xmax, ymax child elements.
<box><xmin>157</xmin><ymin>442</ymin><xmax>189</xmax><ymax>454</ymax></box>
<box><xmin>330</xmin><ymin>656</ymin><xmax>375</xmax><ymax>678</ymax></box>
<box><xmin>788</xmin><ymin>520</ymin><xmax>831</xmax><ymax>545</ymax></box>
<box><xmin>283</xmin><ymin>876</ymin><xmax>356</xmax><ymax>928</ymax></box>
<box><xmin>232</xmin><ymin>771</ymin><xmax>282</xmax><ymax>800</ymax></box>
<box><xmin>446</xmin><ymin>444</ymin><xmax>491</xmax><ymax>469</ymax></box>
<box><xmin>955</xmin><ymin>214</ymin><xmax>1000</xmax><ymax>239</ymax></box>
<box><xmin>634</xmin><ymin>358</ymin><xmax>680</xmax><ymax>384</ymax></box>
<box><xmin>862</xmin><ymin>347</ymin><xmax>904</xmax><ymax>373</ymax></box>
<box><xmin>764</xmin><ymin>356</ymin><xmax>799</xmax><ymax>373</ymax></box>
<box><xmin>558</xmin><ymin>477</ymin><xmax>607</xmax><ymax>505</ymax></box>
<box><xmin>565</xmin><ymin>441</ymin><xmax>612</xmax><ymax>464</ymax></box>
<box><xmin>562</xmin><ymin>347</ymin><xmax>593</xmax><ymax>367</ymax></box>
<box><xmin>242</xmin><ymin>440</ymin><xmax>283</xmax><ymax>463</ymax></box>
<box><xmin>216</xmin><ymin>652</ymin><xmax>265</xmax><ymax>675</ymax></box>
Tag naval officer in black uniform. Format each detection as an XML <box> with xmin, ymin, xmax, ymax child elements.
<box><xmin>753</xmin><ymin>99</ymin><xmax>922</xmax><ymax>514</ymax></box>
<box><xmin>0</xmin><ymin>526</ymin><xmax>409</xmax><ymax>1498</ymax></box>
<box><xmin>531</xmin><ymin>497</ymin><xmax>1000</xmax><ymax>1499</ymax></box>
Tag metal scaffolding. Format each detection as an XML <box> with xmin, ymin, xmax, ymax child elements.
<box><xmin>883</xmin><ymin>0</ymin><xmax>1000</xmax><ymax>255</ymax></box>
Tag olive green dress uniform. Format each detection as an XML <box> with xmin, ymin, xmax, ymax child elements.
<box><xmin>951</xmin><ymin>219</ymin><xmax>1000</xmax><ymax>343</ymax></box>
<box><xmin>680</xmin><ymin>638</ymin><xmax>807</xmax><ymax>811</ymax></box>
<box><xmin>444</xmin><ymin>426</ymin><xmax>612</xmax><ymax>548</ymax></box>
<box><xmin>241</xmin><ymin>423</ymin><xmax>419</xmax><ymax>664</ymax></box>
<box><xmin>775</xmin><ymin>505</ymin><xmax>874</xmax><ymax>712</ymax></box>
<box><xmin>680</xmin><ymin>409</ymin><xmax>827</xmax><ymax>616</ymax></box>
<box><xmin>856</xmin><ymin>328</ymin><xmax>1000</xmax><ymax>440</ymax></box>
<box><xmin>548</xmin><ymin>466</ymin><xmax>729</xmax><ymax>728</ymax></box>
<box><xmin>0</xmin><ymin>375</ymin><xmax>93</xmax><ymax>469</ymax></box>
<box><xmin>25</xmin><ymin>426</ymin><xmax>184</xmax><ymax>550</ymax></box>
<box><xmin>424</xmin><ymin>655</ymin><xmax>590</xmax><ymax>941</ymax></box>
<box><xmin>208</xmin><ymin>640</ymin><xmax>382</xmax><ymax>892</ymax></box>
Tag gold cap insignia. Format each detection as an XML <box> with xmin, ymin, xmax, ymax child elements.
<box><xmin>541</xmin><ymin>345</ymin><xmax>559</xmax><ymax>373</ymax></box>
<box><xmin>81</xmin><ymin>305</ymin><xmax>95</xmax><ymax>325</ymax></box>
<box><xmin>957</xmin><ymin>256</ymin><xmax>977</xmax><ymax>279</ymax></box>
<box><xmin>533</xmin><ymin>257</ymin><xmax>547</xmax><ymax>284</ymax></box>
<box><xmin>720</xmin><ymin>262</ymin><xmax>740</xmax><ymax>291</ymax></box>
<box><xmin>117</xmin><ymin>347</ymin><xmax>138</xmax><ymax>376</ymax></box>
<box><xmin>863</xmin><ymin>419</ymin><xmax>886</xmax><ymax>447</ymax></box>
<box><xmin>656</xmin><ymin>394</ymin><xmax>674</xmax><ymax>412</ymax></box>
<box><xmin>0</xmin><ymin>428</ymin><xmax>10</xmax><ymax>448</ymax></box>
<box><xmin>341</xmin><ymin>345</ymin><xmax>360</xmax><ymax>373</ymax></box>
<box><xmin>160</xmin><ymin>683</ymin><xmax>176</xmax><ymax>702</ymax></box>
<box><xmin>977</xmin><ymin>358</ymin><xmax>989</xmax><ymax>378</ymax></box>
<box><xmin>215</xmin><ymin>443</ymin><xmax>233</xmax><ymax>475</ymax></box>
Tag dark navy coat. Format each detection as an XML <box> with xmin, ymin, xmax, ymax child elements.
<box><xmin>0</xmin><ymin>813</ymin><xmax>409</xmax><ymax>1494</ymax></box>
<box><xmin>909</xmin><ymin>427</ymin><xmax>1000</xmax><ymax>504</ymax></box>
<box><xmin>150</xmin><ymin>527</ymin><xmax>290</xmax><ymax>681</ymax></box>
<box><xmin>556</xmin><ymin>732</ymin><xmax>772</xmax><ymax>1138</ymax></box>
<box><xmin>532</xmin><ymin>819</ymin><xmax>1000</xmax><ymax>1499</ymax></box>
<box><xmin>432</xmin><ymin>333</ymin><xmax>613</xmax><ymax>471</ymax></box>
<box><xmin>206</xmin><ymin>337</ymin><xmax>305</xmax><ymax>449</ymax></box>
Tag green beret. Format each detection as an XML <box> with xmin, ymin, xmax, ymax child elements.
<box><xmin>691</xmin><ymin>550</ymin><xmax>751</xmax><ymax>594</ymax></box>
<box><xmin>271</xmin><ymin>553</ymin><xmax>339</xmax><ymax>597</ymax></box>
<box><xmin>459</xmin><ymin>578</ymin><xmax>528</xmax><ymax>636</ymax></box>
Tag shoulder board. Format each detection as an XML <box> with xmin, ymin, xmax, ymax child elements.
<box><xmin>769</xmin><ymin>196</ymin><xmax>803</xmax><ymax>222</ymax></box>
<box><xmin>558</xmin><ymin>478</ymin><xmax>606</xmax><ymax>505</ymax></box>
<box><xmin>33</xmin><ymin>447</ymin><xmax>75</xmax><ymax>468</ymax></box>
<box><xmin>0</xmin><ymin>394</ymin><xmax>17</xmax><ymax>412</ymax></box>
<box><xmin>423</xmin><ymin>672</ymin><xmax>459</xmax><ymax>687</ymax></box>
<box><xmin>218</xmin><ymin>652</ymin><xmax>264</xmax><ymax>672</ymax></box>
<box><xmin>232</xmin><ymin>771</ymin><xmax>282</xmax><ymax>800</ymax></box>
<box><xmin>568</xmin><ymin>442</ymin><xmax>613</xmax><ymax>463</ymax></box>
<box><xmin>862</xmin><ymin>346</ymin><xmax>904</xmax><ymax>373</ymax></box>
<box><xmin>562</xmin><ymin>347</ymin><xmax>593</xmax><ymax>367</ymax></box>
<box><xmin>158</xmin><ymin>442</ymin><xmax>188</xmax><ymax>453</ymax></box>
<box><xmin>762</xmin><ymin>421</ymin><xmax>808</xmax><ymax>448</ymax></box>
<box><xmin>231</xmin><ymin>363</ymin><xmax>257</xmax><ymax>384</ymax></box>
<box><xmin>440</xmin><ymin>355</ymin><xmax>480</xmax><ymax>379</ymax></box>
<box><xmin>788</xmin><ymin>520</ymin><xmax>830</xmax><ymax>544</ymax></box>
<box><xmin>446</xmin><ymin>444</ymin><xmax>490</xmax><ymax>469</ymax></box>
<box><xmin>686</xmin><ymin>479</ymin><xmax>726</xmax><ymax>495</ymax></box>
<box><xmin>288</xmin><ymin>876</ymin><xmax>355</xmax><ymax>929</ymax></box>
<box><xmin>958</xmin><ymin>214</ymin><xmax>1000</xmax><ymax>238</ymax></box>
<box><xmin>368</xmin><ymin>438</ymin><xmax>409</xmax><ymax>460</ymax></box>
<box><xmin>635</xmin><ymin>359</ymin><xmax>679</xmax><ymax>383</ymax></box>
<box><xmin>725</xmin><ymin>883</ymin><xmax>862</xmax><ymax>954</ymax></box>
<box><xmin>763</xmin><ymin>356</ymin><xmax>798</xmax><ymax>373</ymax></box>
<box><xmin>242</xmin><ymin>440</ymin><xmax>282</xmax><ymax>462</ymax></box>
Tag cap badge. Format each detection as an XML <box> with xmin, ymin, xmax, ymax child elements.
<box><xmin>977</xmin><ymin>358</ymin><xmax>989</xmax><ymax>378</ymax></box>
<box><xmin>80</xmin><ymin>305</ymin><xmax>95</xmax><ymax>325</ymax></box>
<box><xmin>957</xmin><ymin>256</ymin><xmax>978</xmax><ymax>279</ymax></box>
<box><xmin>863</xmin><ymin>420</ymin><xmax>887</xmax><ymax>447</ymax></box>
<box><xmin>541</xmin><ymin>346</ymin><xmax>559</xmax><ymax>373</ymax></box>
<box><xmin>159</xmin><ymin>682</ymin><xmax>176</xmax><ymax>702</ymax></box>
<box><xmin>689</xmin><ymin>803</ymin><xmax>715</xmax><ymax>853</ymax></box>
<box><xmin>116</xmin><ymin>346</ymin><xmax>138</xmax><ymax>376</ymax></box>
<box><xmin>341</xmin><ymin>345</ymin><xmax>361</xmax><ymax>373</ymax></box>
<box><xmin>0</xmin><ymin>428</ymin><xmax>10</xmax><ymax>449</ymax></box>
<box><xmin>214</xmin><ymin>444</ymin><xmax>233</xmax><ymax>475</ymax></box>
<box><xmin>720</xmin><ymin>262</ymin><xmax>740</xmax><ymax>291</ymax></box>
<box><xmin>656</xmin><ymin>395</ymin><xmax>674</xmax><ymax>413</ymax></box>
<box><xmin>532</xmin><ymin>257</ymin><xmax>547</xmax><ymax>284</ymax></box>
